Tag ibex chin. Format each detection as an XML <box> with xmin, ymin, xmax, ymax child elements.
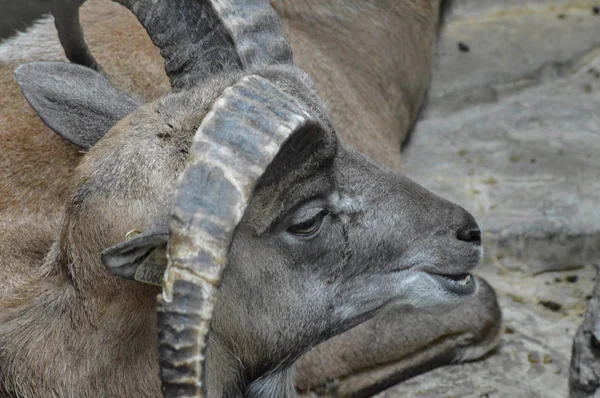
<box><xmin>0</xmin><ymin>0</ymin><xmax>502</xmax><ymax>397</ymax></box>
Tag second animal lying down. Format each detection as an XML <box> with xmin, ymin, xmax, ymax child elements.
<box><xmin>0</xmin><ymin>0</ymin><xmax>501</xmax><ymax>397</ymax></box>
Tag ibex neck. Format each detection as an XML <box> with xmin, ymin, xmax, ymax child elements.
<box><xmin>206</xmin><ymin>336</ymin><xmax>297</xmax><ymax>398</ymax></box>
<box><xmin>246</xmin><ymin>368</ymin><xmax>296</xmax><ymax>398</ymax></box>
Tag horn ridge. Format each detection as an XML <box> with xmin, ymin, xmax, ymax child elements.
<box><xmin>118</xmin><ymin>0</ymin><xmax>243</xmax><ymax>90</ymax></box>
<box><xmin>52</xmin><ymin>0</ymin><xmax>294</xmax><ymax>90</ymax></box>
<box><xmin>212</xmin><ymin>0</ymin><xmax>295</xmax><ymax>69</ymax></box>
<box><xmin>157</xmin><ymin>75</ymin><xmax>325</xmax><ymax>397</ymax></box>
<box><xmin>52</xmin><ymin>0</ymin><xmax>243</xmax><ymax>90</ymax></box>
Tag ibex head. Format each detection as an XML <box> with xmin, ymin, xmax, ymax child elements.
<box><xmin>15</xmin><ymin>0</ymin><xmax>481</xmax><ymax>396</ymax></box>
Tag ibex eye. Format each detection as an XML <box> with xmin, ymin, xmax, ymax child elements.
<box><xmin>288</xmin><ymin>210</ymin><xmax>329</xmax><ymax>236</ymax></box>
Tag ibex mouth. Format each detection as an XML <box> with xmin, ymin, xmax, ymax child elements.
<box><xmin>429</xmin><ymin>272</ymin><xmax>476</xmax><ymax>297</ymax></box>
<box><xmin>443</xmin><ymin>273</ymin><xmax>471</xmax><ymax>284</ymax></box>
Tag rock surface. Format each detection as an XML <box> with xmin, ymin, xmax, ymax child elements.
<box><xmin>406</xmin><ymin>0</ymin><xmax>600</xmax><ymax>274</ymax></box>
<box><xmin>382</xmin><ymin>0</ymin><xmax>600</xmax><ymax>397</ymax></box>
<box><xmin>569</xmin><ymin>269</ymin><xmax>600</xmax><ymax>397</ymax></box>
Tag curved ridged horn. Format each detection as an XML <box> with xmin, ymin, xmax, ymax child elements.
<box><xmin>157</xmin><ymin>75</ymin><xmax>330</xmax><ymax>397</ymax></box>
<box><xmin>52</xmin><ymin>0</ymin><xmax>293</xmax><ymax>90</ymax></box>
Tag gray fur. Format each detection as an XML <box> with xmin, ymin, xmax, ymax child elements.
<box><xmin>246</xmin><ymin>368</ymin><xmax>296</xmax><ymax>398</ymax></box>
<box><xmin>14</xmin><ymin>61</ymin><xmax>140</xmax><ymax>149</ymax></box>
<box><xmin>204</xmin><ymin>144</ymin><xmax>483</xmax><ymax>396</ymax></box>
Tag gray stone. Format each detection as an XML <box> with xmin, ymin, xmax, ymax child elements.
<box><xmin>404</xmin><ymin>47</ymin><xmax>600</xmax><ymax>274</ymax></box>
<box><xmin>449</xmin><ymin>0</ymin><xmax>596</xmax><ymax>18</ymax></box>
<box><xmin>430</xmin><ymin>0</ymin><xmax>600</xmax><ymax>116</ymax></box>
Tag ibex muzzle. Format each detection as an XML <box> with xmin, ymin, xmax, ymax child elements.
<box><xmin>207</xmin><ymin>146</ymin><xmax>483</xmax><ymax>392</ymax></box>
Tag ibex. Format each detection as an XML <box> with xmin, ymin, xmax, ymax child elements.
<box><xmin>0</xmin><ymin>0</ymin><xmax>502</xmax><ymax>397</ymax></box>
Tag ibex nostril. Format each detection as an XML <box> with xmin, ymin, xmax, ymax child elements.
<box><xmin>457</xmin><ymin>228</ymin><xmax>481</xmax><ymax>245</ymax></box>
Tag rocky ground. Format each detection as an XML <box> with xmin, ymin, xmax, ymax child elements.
<box><xmin>381</xmin><ymin>1</ymin><xmax>600</xmax><ymax>397</ymax></box>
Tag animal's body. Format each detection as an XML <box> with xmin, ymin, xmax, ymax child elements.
<box><xmin>0</xmin><ymin>1</ymin><xmax>501</xmax><ymax>397</ymax></box>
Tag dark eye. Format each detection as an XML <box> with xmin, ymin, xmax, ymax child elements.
<box><xmin>288</xmin><ymin>210</ymin><xmax>329</xmax><ymax>236</ymax></box>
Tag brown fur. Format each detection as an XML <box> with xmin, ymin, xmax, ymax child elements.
<box><xmin>0</xmin><ymin>85</ymin><xmax>218</xmax><ymax>395</ymax></box>
<box><xmin>272</xmin><ymin>0</ymin><xmax>442</xmax><ymax>169</ymax></box>
<box><xmin>0</xmin><ymin>64</ymin><xmax>80</xmax><ymax>214</ymax></box>
<box><xmin>0</xmin><ymin>0</ymin><xmax>168</xmax><ymax>214</ymax></box>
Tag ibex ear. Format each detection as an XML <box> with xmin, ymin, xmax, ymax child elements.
<box><xmin>101</xmin><ymin>220</ymin><xmax>168</xmax><ymax>286</ymax></box>
<box><xmin>14</xmin><ymin>61</ymin><xmax>141</xmax><ymax>150</ymax></box>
